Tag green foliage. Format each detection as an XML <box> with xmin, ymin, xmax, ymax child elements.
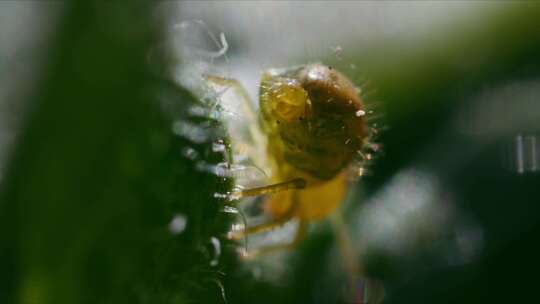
<box><xmin>0</xmin><ymin>2</ymin><xmax>233</xmax><ymax>304</ymax></box>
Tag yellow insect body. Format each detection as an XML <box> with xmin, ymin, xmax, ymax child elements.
<box><xmin>259</xmin><ymin>64</ymin><xmax>368</xmax><ymax>221</ymax></box>
<box><xmin>205</xmin><ymin>63</ymin><xmax>381</xmax><ymax>303</ymax></box>
<box><xmin>205</xmin><ymin>63</ymin><xmax>368</xmax><ymax>251</ymax></box>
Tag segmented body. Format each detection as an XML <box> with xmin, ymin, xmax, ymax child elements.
<box><xmin>258</xmin><ymin>64</ymin><xmax>368</xmax><ymax>220</ymax></box>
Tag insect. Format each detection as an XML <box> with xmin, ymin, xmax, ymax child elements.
<box><xmin>205</xmin><ymin>63</ymin><xmax>374</xmax><ymax>255</ymax></box>
<box><xmin>202</xmin><ymin>62</ymin><xmax>383</xmax><ymax>304</ymax></box>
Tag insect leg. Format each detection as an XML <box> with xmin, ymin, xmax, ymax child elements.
<box><xmin>229</xmin><ymin>195</ymin><xmax>299</xmax><ymax>240</ymax></box>
<box><xmin>229</xmin><ymin>215</ymin><xmax>292</xmax><ymax>241</ymax></box>
<box><xmin>228</xmin><ymin>178</ymin><xmax>306</xmax><ymax>201</ymax></box>
<box><xmin>330</xmin><ymin>213</ymin><xmax>385</xmax><ymax>303</ymax></box>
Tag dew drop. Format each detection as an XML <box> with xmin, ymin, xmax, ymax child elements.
<box><xmin>214</xmin><ymin>162</ymin><xmax>230</xmax><ymax>177</ymax></box>
<box><xmin>510</xmin><ymin>134</ymin><xmax>540</xmax><ymax>174</ymax></box>
<box><xmin>209</xmin><ymin>236</ymin><xmax>221</xmax><ymax>267</ymax></box>
<box><xmin>212</xmin><ymin>140</ymin><xmax>226</xmax><ymax>153</ymax></box>
<box><xmin>169</xmin><ymin>214</ymin><xmax>187</xmax><ymax>235</ymax></box>
<box><xmin>195</xmin><ymin>161</ymin><xmax>215</xmax><ymax>174</ymax></box>
<box><xmin>355</xmin><ymin>110</ymin><xmax>366</xmax><ymax>117</ymax></box>
<box><xmin>187</xmin><ymin>105</ymin><xmax>209</xmax><ymax>117</ymax></box>
<box><xmin>230</xmin><ymin>223</ymin><xmax>245</xmax><ymax>233</ymax></box>
<box><xmin>232</xmin><ymin>185</ymin><xmax>245</xmax><ymax>192</ymax></box>
<box><xmin>222</xmin><ymin>205</ymin><xmax>239</xmax><ymax>214</ymax></box>
<box><xmin>226</xmin><ymin>191</ymin><xmax>242</xmax><ymax>202</ymax></box>
<box><xmin>172</xmin><ymin>120</ymin><xmax>209</xmax><ymax>144</ymax></box>
<box><xmin>214</xmin><ymin>192</ymin><xmax>229</xmax><ymax>199</ymax></box>
<box><xmin>181</xmin><ymin>147</ymin><xmax>199</xmax><ymax>160</ymax></box>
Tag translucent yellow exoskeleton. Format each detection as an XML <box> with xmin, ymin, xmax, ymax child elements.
<box><xmin>205</xmin><ymin>63</ymin><xmax>382</xmax><ymax>303</ymax></box>
<box><xmin>206</xmin><ymin>63</ymin><xmax>370</xmax><ymax>253</ymax></box>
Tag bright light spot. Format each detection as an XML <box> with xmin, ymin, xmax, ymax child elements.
<box><xmin>172</xmin><ymin>120</ymin><xmax>209</xmax><ymax>144</ymax></box>
<box><xmin>222</xmin><ymin>205</ymin><xmax>239</xmax><ymax>214</ymax></box>
<box><xmin>307</xmin><ymin>69</ymin><xmax>324</xmax><ymax>81</ymax></box>
<box><xmin>355</xmin><ymin>169</ymin><xmax>451</xmax><ymax>253</ymax></box>
<box><xmin>169</xmin><ymin>214</ymin><xmax>187</xmax><ymax>235</ymax></box>
<box><xmin>230</xmin><ymin>223</ymin><xmax>245</xmax><ymax>232</ymax></box>
<box><xmin>511</xmin><ymin>134</ymin><xmax>539</xmax><ymax>174</ymax></box>
<box><xmin>181</xmin><ymin>147</ymin><xmax>199</xmax><ymax>160</ymax></box>
<box><xmin>353</xmin><ymin>168</ymin><xmax>484</xmax><ymax>265</ymax></box>
<box><xmin>209</xmin><ymin>236</ymin><xmax>221</xmax><ymax>266</ymax></box>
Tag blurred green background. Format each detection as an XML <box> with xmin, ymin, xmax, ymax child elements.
<box><xmin>1</xmin><ymin>1</ymin><xmax>540</xmax><ymax>304</ymax></box>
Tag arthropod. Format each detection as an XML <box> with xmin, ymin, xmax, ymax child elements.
<box><xmin>205</xmin><ymin>63</ymin><xmax>377</xmax><ymax>256</ymax></box>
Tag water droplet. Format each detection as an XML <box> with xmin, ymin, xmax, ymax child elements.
<box><xmin>230</xmin><ymin>223</ymin><xmax>245</xmax><ymax>232</ymax></box>
<box><xmin>209</xmin><ymin>236</ymin><xmax>221</xmax><ymax>267</ymax></box>
<box><xmin>212</xmin><ymin>141</ymin><xmax>226</xmax><ymax>153</ymax></box>
<box><xmin>509</xmin><ymin>134</ymin><xmax>539</xmax><ymax>174</ymax></box>
<box><xmin>226</xmin><ymin>223</ymin><xmax>244</xmax><ymax>240</ymax></box>
<box><xmin>226</xmin><ymin>191</ymin><xmax>242</xmax><ymax>202</ymax></box>
<box><xmin>238</xmin><ymin>247</ymin><xmax>249</xmax><ymax>259</ymax></box>
<box><xmin>231</xmin><ymin>185</ymin><xmax>245</xmax><ymax>192</ymax></box>
<box><xmin>214</xmin><ymin>162</ymin><xmax>230</xmax><ymax>177</ymax></box>
<box><xmin>169</xmin><ymin>214</ymin><xmax>187</xmax><ymax>235</ymax></box>
<box><xmin>195</xmin><ymin>161</ymin><xmax>217</xmax><ymax>174</ymax></box>
<box><xmin>214</xmin><ymin>192</ymin><xmax>229</xmax><ymax>199</ymax></box>
<box><xmin>355</xmin><ymin>110</ymin><xmax>366</xmax><ymax>117</ymax></box>
<box><xmin>172</xmin><ymin>120</ymin><xmax>209</xmax><ymax>144</ymax></box>
<box><xmin>222</xmin><ymin>205</ymin><xmax>239</xmax><ymax>214</ymax></box>
<box><xmin>181</xmin><ymin>147</ymin><xmax>199</xmax><ymax>160</ymax></box>
<box><xmin>188</xmin><ymin>105</ymin><xmax>209</xmax><ymax>118</ymax></box>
